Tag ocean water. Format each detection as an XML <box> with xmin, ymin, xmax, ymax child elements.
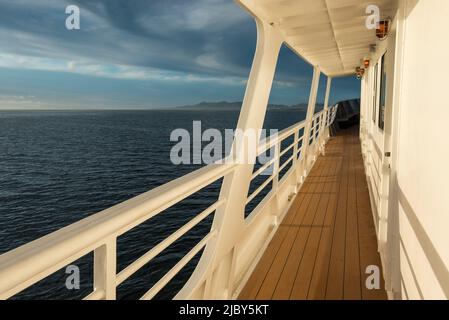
<box><xmin>0</xmin><ymin>109</ymin><xmax>307</xmax><ymax>300</ymax></box>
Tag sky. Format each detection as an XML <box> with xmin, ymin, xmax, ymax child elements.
<box><xmin>0</xmin><ymin>0</ymin><xmax>360</xmax><ymax>109</ymax></box>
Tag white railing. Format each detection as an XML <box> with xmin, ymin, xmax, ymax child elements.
<box><xmin>246</xmin><ymin>106</ymin><xmax>337</xmax><ymax>209</ymax></box>
<box><xmin>0</xmin><ymin>105</ymin><xmax>338</xmax><ymax>300</ymax></box>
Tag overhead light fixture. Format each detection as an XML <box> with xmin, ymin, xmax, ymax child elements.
<box><xmin>376</xmin><ymin>20</ymin><xmax>390</xmax><ymax>40</ymax></box>
<box><xmin>363</xmin><ymin>58</ymin><xmax>370</xmax><ymax>68</ymax></box>
<box><xmin>356</xmin><ymin>67</ymin><xmax>365</xmax><ymax>80</ymax></box>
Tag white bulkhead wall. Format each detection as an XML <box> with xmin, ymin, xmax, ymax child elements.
<box><xmin>393</xmin><ymin>0</ymin><xmax>449</xmax><ymax>300</ymax></box>
<box><xmin>361</xmin><ymin>0</ymin><xmax>449</xmax><ymax>300</ymax></box>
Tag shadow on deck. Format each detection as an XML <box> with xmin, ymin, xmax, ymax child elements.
<box><xmin>239</xmin><ymin>126</ymin><xmax>387</xmax><ymax>300</ymax></box>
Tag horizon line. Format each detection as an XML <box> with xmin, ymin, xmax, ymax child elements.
<box><xmin>0</xmin><ymin>98</ymin><xmax>358</xmax><ymax>112</ymax></box>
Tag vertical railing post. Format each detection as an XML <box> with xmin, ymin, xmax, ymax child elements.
<box><xmin>320</xmin><ymin>76</ymin><xmax>332</xmax><ymax>153</ymax></box>
<box><xmin>320</xmin><ymin>113</ymin><xmax>324</xmax><ymax>137</ymax></box>
<box><xmin>313</xmin><ymin>118</ymin><xmax>316</xmax><ymax>143</ymax></box>
<box><xmin>179</xmin><ymin>19</ymin><xmax>284</xmax><ymax>299</ymax></box>
<box><xmin>93</xmin><ymin>238</ymin><xmax>116</xmax><ymax>300</ymax></box>
<box><xmin>311</xmin><ymin>118</ymin><xmax>316</xmax><ymax>145</ymax></box>
<box><xmin>272</xmin><ymin>141</ymin><xmax>280</xmax><ymax>192</ymax></box>
<box><xmin>271</xmin><ymin>141</ymin><xmax>281</xmax><ymax>216</ymax></box>
<box><xmin>302</xmin><ymin>67</ymin><xmax>321</xmax><ymax>176</ymax></box>
<box><xmin>293</xmin><ymin>129</ymin><xmax>301</xmax><ymax>185</ymax></box>
<box><xmin>323</xmin><ymin>77</ymin><xmax>332</xmax><ymax>116</ymax></box>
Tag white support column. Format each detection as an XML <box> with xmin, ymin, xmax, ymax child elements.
<box><xmin>176</xmin><ymin>19</ymin><xmax>283</xmax><ymax>300</ymax></box>
<box><xmin>301</xmin><ymin>66</ymin><xmax>321</xmax><ymax>175</ymax></box>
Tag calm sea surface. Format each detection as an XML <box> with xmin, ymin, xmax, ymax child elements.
<box><xmin>0</xmin><ymin>109</ymin><xmax>307</xmax><ymax>299</ymax></box>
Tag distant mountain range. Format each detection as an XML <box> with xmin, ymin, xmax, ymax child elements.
<box><xmin>173</xmin><ymin>101</ymin><xmax>323</xmax><ymax>111</ymax></box>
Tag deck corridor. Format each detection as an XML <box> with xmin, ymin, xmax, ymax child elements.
<box><xmin>239</xmin><ymin>126</ymin><xmax>387</xmax><ymax>300</ymax></box>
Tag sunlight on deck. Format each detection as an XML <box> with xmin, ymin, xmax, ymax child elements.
<box><xmin>239</xmin><ymin>127</ymin><xmax>387</xmax><ymax>300</ymax></box>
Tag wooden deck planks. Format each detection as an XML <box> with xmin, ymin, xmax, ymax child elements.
<box><xmin>343</xmin><ymin>133</ymin><xmax>362</xmax><ymax>299</ymax></box>
<box><xmin>307</xmin><ymin>144</ymin><xmax>342</xmax><ymax>299</ymax></box>
<box><xmin>238</xmin><ymin>226</ymin><xmax>289</xmax><ymax>299</ymax></box>
<box><xmin>255</xmin><ymin>156</ymin><xmax>328</xmax><ymax>299</ymax></box>
<box><xmin>238</xmin><ymin>127</ymin><xmax>387</xmax><ymax>300</ymax></box>
<box><xmin>272</xmin><ymin>158</ymin><xmax>334</xmax><ymax>299</ymax></box>
<box><xmin>325</xmin><ymin>136</ymin><xmax>349</xmax><ymax>299</ymax></box>
<box><xmin>289</xmin><ymin>157</ymin><xmax>337</xmax><ymax>299</ymax></box>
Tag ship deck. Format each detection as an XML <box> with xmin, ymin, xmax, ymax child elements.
<box><xmin>239</xmin><ymin>126</ymin><xmax>387</xmax><ymax>300</ymax></box>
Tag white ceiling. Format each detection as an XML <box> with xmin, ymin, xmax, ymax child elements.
<box><xmin>237</xmin><ymin>0</ymin><xmax>396</xmax><ymax>77</ymax></box>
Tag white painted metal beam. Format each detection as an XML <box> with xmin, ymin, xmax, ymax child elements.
<box><xmin>176</xmin><ymin>18</ymin><xmax>284</xmax><ymax>299</ymax></box>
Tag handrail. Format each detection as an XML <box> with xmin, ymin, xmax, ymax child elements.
<box><xmin>246</xmin><ymin>175</ymin><xmax>274</xmax><ymax>204</ymax></box>
<box><xmin>0</xmin><ymin>104</ymin><xmax>338</xmax><ymax>300</ymax></box>
<box><xmin>247</xmin><ymin>106</ymin><xmax>337</xmax><ymax>204</ymax></box>
<box><xmin>116</xmin><ymin>199</ymin><xmax>225</xmax><ymax>286</ymax></box>
<box><xmin>279</xmin><ymin>154</ymin><xmax>295</xmax><ymax>173</ymax></box>
<box><xmin>251</xmin><ymin>157</ymin><xmax>276</xmax><ymax>180</ymax></box>
<box><xmin>0</xmin><ymin>162</ymin><xmax>236</xmax><ymax>299</ymax></box>
<box><xmin>257</xmin><ymin>120</ymin><xmax>306</xmax><ymax>155</ymax></box>
<box><xmin>279</xmin><ymin>141</ymin><xmax>295</xmax><ymax>158</ymax></box>
<box><xmin>140</xmin><ymin>230</ymin><xmax>217</xmax><ymax>300</ymax></box>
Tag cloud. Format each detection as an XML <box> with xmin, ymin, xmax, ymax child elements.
<box><xmin>0</xmin><ymin>94</ymin><xmax>45</xmax><ymax>108</ymax></box>
<box><xmin>0</xmin><ymin>53</ymin><xmax>248</xmax><ymax>87</ymax></box>
<box><xmin>0</xmin><ymin>0</ymin><xmax>357</xmax><ymax>109</ymax></box>
<box><xmin>0</xmin><ymin>0</ymin><xmax>257</xmax><ymax>80</ymax></box>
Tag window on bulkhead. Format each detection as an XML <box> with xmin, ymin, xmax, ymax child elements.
<box><xmin>378</xmin><ymin>53</ymin><xmax>387</xmax><ymax>130</ymax></box>
<box><xmin>373</xmin><ymin>62</ymin><xmax>379</xmax><ymax>124</ymax></box>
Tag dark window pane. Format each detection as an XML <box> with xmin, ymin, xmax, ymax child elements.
<box><xmin>379</xmin><ymin>53</ymin><xmax>387</xmax><ymax>130</ymax></box>
<box><xmin>372</xmin><ymin>63</ymin><xmax>378</xmax><ymax>123</ymax></box>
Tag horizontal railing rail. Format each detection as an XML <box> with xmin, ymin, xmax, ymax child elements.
<box><xmin>246</xmin><ymin>108</ymin><xmax>332</xmax><ymax>208</ymax></box>
<box><xmin>0</xmin><ymin>104</ymin><xmax>338</xmax><ymax>300</ymax></box>
<box><xmin>0</xmin><ymin>162</ymin><xmax>236</xmax><ymax>300</ymax></box>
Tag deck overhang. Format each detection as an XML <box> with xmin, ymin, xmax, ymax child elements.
<box><xmin>236</xmin><ymin>0</ymin><xmax>397</xmax><ymax>77</ymax></box>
